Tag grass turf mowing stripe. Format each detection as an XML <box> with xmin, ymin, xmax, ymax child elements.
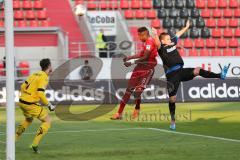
<box><xmin>2</xmin><ymin>127</ymin><xmax>240</xmax><ymax>143</ymax></box>
<box><xmin>148</xmin><ymin>128</ymin><xmax>240</xmax><ymax>143</ymax></box>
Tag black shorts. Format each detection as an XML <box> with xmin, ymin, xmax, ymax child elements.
<box><xmin>166</xmin><ymin>68</ymin><xmax>195</xmax><ymax>97</ymax></box>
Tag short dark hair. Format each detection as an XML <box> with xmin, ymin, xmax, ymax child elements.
<box><xmin>137</xmin><ymin>27</ymin><xmax>149</xmax><ymax>33</ymax></box>
<box><xmin>40</xmin><ymin>58</ymin><xmax>51</xmax><ymax>71</ymax></box>
<box><xmin>159</xmin><ymin>32</ymin><xmax>170</xmax><ymax>40</ymax></box>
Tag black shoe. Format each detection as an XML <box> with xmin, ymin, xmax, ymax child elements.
<box><xmin>31</xmin><ymin>145</ymin><xmax>40</xmax><ymax>154</ymax></box>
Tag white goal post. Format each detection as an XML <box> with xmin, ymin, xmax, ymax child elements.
<box><xmin>5</xmin><ymin>0</ymin><xmax>15</xmax><ymax>159</ymax></box>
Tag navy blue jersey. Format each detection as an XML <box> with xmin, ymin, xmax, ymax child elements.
<box><xmin>158</xmin><ymin>36</ymin><xmax>184</xmax><ymax>72</ymax></box>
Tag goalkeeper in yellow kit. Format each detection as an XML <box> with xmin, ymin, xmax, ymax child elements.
<box><xmin>16</xmin><ymin>58</ymin><xmax>55</xmax><ymax>153</ymax></box>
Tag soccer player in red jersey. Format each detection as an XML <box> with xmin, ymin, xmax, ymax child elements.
<box><xmin>111</xmin><ymin>27</ymin><xmax>158</xmax><ymax>120</ymax></box>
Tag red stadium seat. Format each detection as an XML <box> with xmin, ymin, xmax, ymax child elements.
<box><xmin>223</xmin><ymin>9</ymin><xmax>233</xmax><ymax>18</ymax></box>
<box><xmin>0</xmin><ymin>21</ymin><xmax>4</xmax><ymax>27</ymax></box>
<box><xmin>228</xmin><ymin>19</ymin><xmax>238</xmax><ymax>28</ymax></box>
<box><xmin>25</xmin><ymin>10</ymin><xmax>35</xmax><ymax>20</ymax></box>
<box><xmin>14</xmin><ymin>21</ymin><xmax>18</xmax><ymax>27</ymax></box>
<box><xmin>206</xmin><ymin>19</ymin><xmax>216</xmax><ymax>28</ymax></box>
<box><xmin>189</xmin><ymin>49</ymin><xmax>198</xmax><ymax>56</ymax></box>
<box><xmin>87</xmin><ymin>1</ymin><xmax>97</xmax><ymax>10</ymax></box>
<box><xmin>196</xmin><ymin>0</ymin><xmax>205</xmax><ymax>8</ymax></box>
<box><xmin>228</xmin><ymin>38</ymin><xmax>239</xmax><ymax>48</ymax></box>
<box><xmin>234</xmin><ymin>28</ymin><xmax>240</xmax><ymax>37</ymax></box>
<box><xmin>39</xmin><ymin>20</ymin><xmax>50</xmax><ymax>27</ymax></box>
<box><xmin>199</xmin><ymin>49</ymin><xmax>210</xmax><ymax>56</ymax></box>
<box><xmin>0</xmin><ymin>63</ymin><xmax>5</xmax><ymax>76</ymax></box>
<box><xmin>14</xmin><ymin>10</ymin><xmax>24</xmax><ymax>20</ymax></box>
<box><xmin>120</xmin><ymin>0</ymin><xmax>129</xmax><ymax>9</ymax></box>
<box><xmin>201</xmin><ymin>9</ymin><xmax>211</xmax><ymax>18</ymax></box>
<box><xmin>183</xmin><ymin>39</ymin><xmax>193</xmax><ymax>48</ymax></box>
<box><xmin>178</xmin><ymin>48</ymin><xmax>186</xmax><ymax>57</ymax></box>
<box><xmin>0</xmin><ymin>11</ymin><xmax>4</xmax><ymax>19</ymax></box>
<box><xmin>142</xmin><ymin>0</ymin><xmax>152</xmax><ymax>9</ymax></box>
<box><xmin>218</xmin><ymin>0</ymin><xmax>227</xmax><ymax>8</ymax></box>
<box><xmin>75</xmin><ymin>0</ymin><xmax>83</xmax><ymax>5</ymax></box>
<box><xmin>234</xmin><ymin>48</ymin><xmax>240</xmax><ymax>56</ymax></box>
<box><xmin>147</xmin><ymin>10</ymin><xmax>156</xmax><ymax>19</ymax></box>
<box><xmin>217</xmin><ymin>38</ymin><xmax>227</xmax><ymax>48</ymax></box>
<box><xmin>157</xmin><ymin>28</ymin><xmax>165</xmax><ymax>36</ymax></box>
<box><xmin>217</xmin><ymin>19</ymin><xmax>227</xmax><ymax>28</ymax></box>
<box><xmin>34</xmin><ymin>0</ymin><xmax>43</xmax><ymax>10</ymax></box>
<box><xmin>223</xmin><ymin>28</ymin><xmax>233</xmax><ymax>38</ymax></box>
<box><xmin>206</xmin><ymin>39</ymin><xmax>216</xmax><ymax>48</ymax></box>
<box><xmin>18</xmin><ymin>61</ymin><xmax>30</xmax><ymax>77</ymax></box>
<box><xmin>194</xmin><ymin>38</ymin><xmax>204</xmax><ymax>48</ymax></box>
<box><xmin>17</xmin><ymin>20</ymin><xmax>27</xmax><ymax>27</ymax></box>
<box><xmin>207</xmin><ymin>0</ymin><xmax>216</xmax><ymax>8</ymax></box>
<box><xmin>13</xmin><ymin>1</ymin><xmax>21</xmax><ymax>10</ymax></box>
<box><xmin>108</xmin><ymin>0</ymin><xmax>118</xmax><ymax>9</ymax></box>
<box><xmin>29</xmin><ymin>20</ymin><xmax>38</xmax><ymax>27</ymax></box>
<box><xmin>131</xmin><ymin>0</ymin><xmax>140</xmax><ymax>9</ymax></box>
<box><xmin>151</xmin><ymin>19</ymin><xmax>161</xmax><ymax>28</ymax></box>
<box><xmin>37</xmin><ymin>10</ymin><xmax>47</xmax><ymax>19</ymax></box>
<box><xmin>124</xmin><ymin>10</ymin><xmax>134</xmax><ymax>19</ymax></box>
<box><xmin>212</xmin><ymin>49</ymin><xmax>222</xmax><ymax>56</ymax></box>
<box><xmin>135</xmin><ymin>10</ymin><xmax>145</xmax><ymax>19</ymax></box>
<box><xmin>223</xmin><ymin>49</ymin><xmax>233</xmax><ymax>56</ymax></box>
<box><xmin>22</xmin><ymin>0</ymin><xmax>32</xmax><ymax>10</ymax></box>
<box><xmin>229</xmin><ymin>0</ymin><xmax>238</xmax><ymax>8</ymax></box>
<box><xmin>234</xmin><ymin>9</ymin><xmax>240</xmax><ymax>17</ymax></box>
<box><xmin>99</xmin><ymin>1</ymin><xmax>108</xmax><ymax>10</ymax></box>
<box><xmin>212</xmin><ymin>28</ymin><xmax>222</xmax><ymax>38</ymax></box>
<box><xmin>212</xmin><ymin>9</ymin><xmax>221</xmax><ymax>18</ymax></box>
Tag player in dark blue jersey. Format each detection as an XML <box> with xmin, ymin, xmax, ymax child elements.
<box><xmin>152</xmin><ymin>21</ymin><xmax>229</xmax><ymax>130</ymax></box>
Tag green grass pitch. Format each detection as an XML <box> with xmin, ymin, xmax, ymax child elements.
<box><xmin>0</xmin><ymin>102</ymin><xmax>240</xmax><ymax>160</ymax></box>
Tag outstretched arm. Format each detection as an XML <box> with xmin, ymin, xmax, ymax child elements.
<box><xmin>124</xmin><ymin>53</ymin><xmax>143</xmax><ymax>61</ymax></box>
<box><xmin>176</xmin><ymin>20</ymin><xmax>191</xmax><ymax>38</ymax></box>
<box><xmin>151</xmin><ymin>27</ymin><xmax>161</xmax><ymax>49</ymax></box>
<box><xmin>124</xmin><ymin>50</ymin><xmax>150</xmax><ymax>67</ymax></box>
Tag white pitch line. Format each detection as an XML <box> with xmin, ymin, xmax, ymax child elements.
<box><xmin>148</xmin><ymin>128</ymin><xmax>240</xmax><ymax>143</ymax></box>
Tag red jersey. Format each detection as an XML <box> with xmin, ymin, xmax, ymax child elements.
<box><xmin>134</xmin><ymin>37</ymin><xmax>158</xmax><ymax>71</ymax></box>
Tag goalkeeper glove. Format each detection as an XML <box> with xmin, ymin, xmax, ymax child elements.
<box><xmin>47</xmin><ymin>103</ymin><xmax>55</xmax><ymax>111</ymax></box>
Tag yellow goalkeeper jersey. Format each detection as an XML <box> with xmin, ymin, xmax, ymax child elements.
<box><xmin>20</xmin><ymin>71</ymin><xmax>49</xmax><ymax>105</ymax></box>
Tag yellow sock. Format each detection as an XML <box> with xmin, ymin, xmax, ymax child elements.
<box><xmin>15</xmin><ymin>119</ymin><xmax>32</xmax><ymax>141</ymax></box>
<box><xmin>32</xmin><ymin>122</ymin><xmax>50</xmax><ymax>146</ymax></box>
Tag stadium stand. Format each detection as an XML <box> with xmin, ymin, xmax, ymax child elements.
<box><xmin>0</xmin><ymin>0</ymin><xmax>238</xmax><ymax>58</ymax></box>
<box><xmin>73</xmin><ymin>0</ymin><xmax>239</xmax><ymax>56</ymax></box>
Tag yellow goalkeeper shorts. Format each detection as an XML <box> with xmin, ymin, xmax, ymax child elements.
<box><xmin>18</xmin><ymin>100</ymin><xmax>48</xmax><ymax>120</ymax></box>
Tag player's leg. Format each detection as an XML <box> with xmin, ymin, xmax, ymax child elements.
<box><xmin>111</xmin><ymin>87</ymin><xmax>134</xmax><ymax>120</ymax></box>
<box><xmin>132</xmin><ymin>86</ymin><xmax>144</xmax><ymax>119</ymax></box>
<box><xmin>16</xmin><ymin>117</ymin><xmax>33</xmax><ymax>141</ymax></box>
<box><xmin>132</xmin><ymin>69</ymin><xmax>154</xmax><ymax>119</ymax></box>
<box><xmin>31</xmin><ymin>108</ymin><xmax>51</xmax><ymax>153</ymax></box>
<box><xmin>194</xmin><ymin>66</ymin><xmax>229</xmax><ymax>80</ymax></box>
<box><xmin>167</xmin><ymin>78</ymin><xmax>180</xmax><ymax>130</ymax></box>
<box><xmin>16</xmin><ymin>103</ymin><xmax>34</xmax><ymax>140</ymax></box>
<box><xmin>111</xmin><ymin>70</ymin><xmax>139</xmax><ymax>120</ymax></box>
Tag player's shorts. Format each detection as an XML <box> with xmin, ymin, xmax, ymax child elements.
<box><xmin>166</xmin><ymin>68</ymin><xmax>195</xmax><ymax>97</ymax></box>
<box><xmin>128</xmin><ymin>68</ymin><xmax>155</xmax><ymax>90</ymax></box>
<box><xmin>18</xmin><ymin>99</ymin><xmax>48</xmax><ymax>120</ymax></box>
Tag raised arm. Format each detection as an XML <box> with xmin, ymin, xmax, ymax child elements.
<box><xmin>176</xmin><ymin>20</ymin><xmax>191</xmax><ymax>38</ymax></box>
<box><xmin>151</xmin><ymin>27</ymin><xmax>161</xmax><ymax>49</ymax></box>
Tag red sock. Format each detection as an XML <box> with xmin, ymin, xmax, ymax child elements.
<box><xmin>135</xmin><ymin>98</ymin><xmax>141</xmax><ymax>110</ymax></box>
<box><xmin>118</xmin><ymin>92</ymin><xmax>131</xmax><ymax>114</ymax></box>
